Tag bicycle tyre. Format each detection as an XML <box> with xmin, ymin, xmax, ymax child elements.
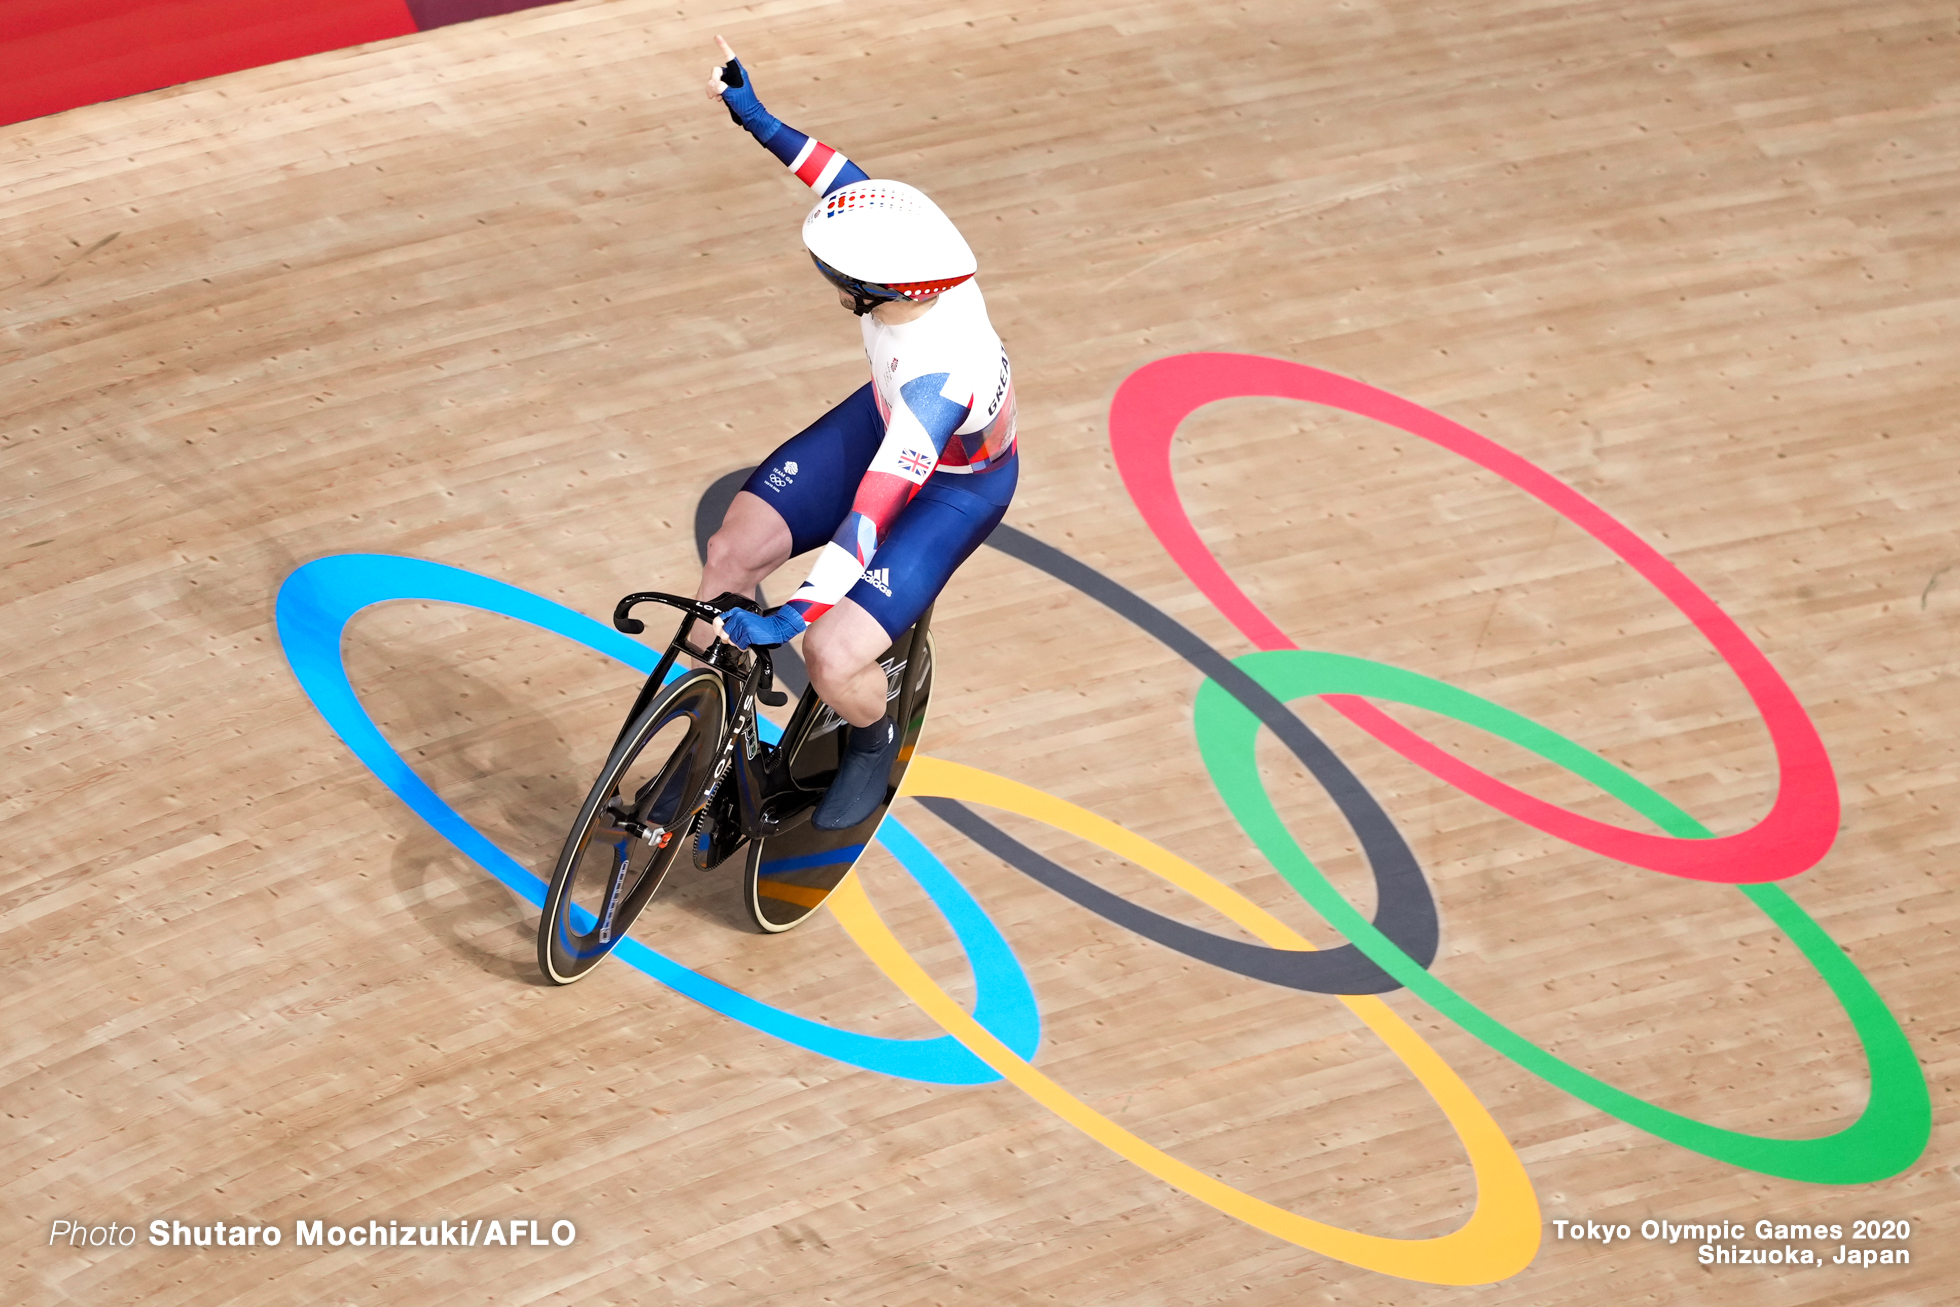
<box><xmin>537</xmin><ymin>668</ymin><xmax>727</xmax><ymax>984</ymax></box>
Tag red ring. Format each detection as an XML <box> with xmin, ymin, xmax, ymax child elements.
<box><xmin>1109</xmin><ymin>353</ymin><xmax>1835</xmax><ymax>884</ymax></box>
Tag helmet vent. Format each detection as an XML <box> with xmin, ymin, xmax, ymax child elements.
<box><xmin>820</xmin><ymin>184</ymin><xmax>929</xmax><ymax>218</ymax></box>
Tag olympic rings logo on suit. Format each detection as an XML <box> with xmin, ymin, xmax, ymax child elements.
<box><xmin>275</xmin><ymin>353</ymin><xmax>1926</xmax><ymax>1287</ymax></box>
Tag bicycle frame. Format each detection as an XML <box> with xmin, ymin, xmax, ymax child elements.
<box><xmin>610</xmin><ymin>591</ymin><xmax>821</xmax><ymax>849</ymax></box>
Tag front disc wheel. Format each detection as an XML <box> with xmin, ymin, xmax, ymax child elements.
<box><xmin>537</xmin><ymin>670</ymin><xmax>725</xmax><ymax>984</ymax></box>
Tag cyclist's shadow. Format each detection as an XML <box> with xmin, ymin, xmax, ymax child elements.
<box><xmin>373</xmin><ymin>646</ymin><xmax>583</xmax><ymax>985</ymax></box>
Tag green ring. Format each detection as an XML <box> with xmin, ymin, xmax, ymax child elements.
<box><xmin>1194</xmin><ymin>650</ymin><xmax>1928</xmax><ymax>1183</ymax></box>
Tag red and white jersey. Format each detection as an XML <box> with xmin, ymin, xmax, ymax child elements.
<box><xmin>861</xmin><ymin>279</ymin><xmax>1016</xmax><ymax>475</ymax></box>
<box><xmin>785</xmin><ymin>281</ymin><xmax>1017</xmax><ymax>619</ymax></box>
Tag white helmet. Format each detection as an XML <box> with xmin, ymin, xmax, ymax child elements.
<box><xmin>802</xmin><ymin>179</ymin><xmax>976</xmax><ymax>314</ymax></box>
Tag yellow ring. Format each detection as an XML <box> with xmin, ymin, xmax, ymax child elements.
<box><xmin>824</xmin><ymin>755</ymin><xmax>1539</xmax><ymax>1285</ymax></box>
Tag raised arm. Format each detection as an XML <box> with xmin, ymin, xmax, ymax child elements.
<box><xmin>708</xmin><ymin>37</ymin><xmax>871</xmax><ymax>198</ymax></box>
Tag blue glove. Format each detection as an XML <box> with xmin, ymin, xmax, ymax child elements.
<box><xmin>716</xmin><ymin>57</ymin><xmax>782</xmax><ymax>142</ymax></box>
<box><xmin>718</xmin><ymin>604</ymin><xmax>806</xmax><ymax>649</ymax></box>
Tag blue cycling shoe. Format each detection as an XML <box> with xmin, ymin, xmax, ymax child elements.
<box><xmin>812</xmin><ymin>715</ymin><xmax>899</xmax><ymax>831</ymax></box>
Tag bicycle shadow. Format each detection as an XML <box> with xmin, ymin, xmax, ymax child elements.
<box><xmin>363</xmin><ymin>613</ymin><xmax>598</xmax><ymax>985</ymax></box>
<box><xmin>389</xmin><ymin>822</ymin><xmax>542</xmax><ymax>985</ymax></box>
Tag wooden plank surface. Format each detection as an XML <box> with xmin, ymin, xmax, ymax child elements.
<box><xmin>4</xmin><ymin>0</ymin><xmax>1957</xmax><ymax>1302</ymax></box>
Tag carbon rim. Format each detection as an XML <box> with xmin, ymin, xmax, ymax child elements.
<box><xmin>538</xmin><ymin>669</ymin><xmax>725</xmax><ymax>983</ymax></box>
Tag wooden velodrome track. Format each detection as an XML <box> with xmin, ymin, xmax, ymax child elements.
<box><xmin>6</xmin><ymin>0</ymin><xmax>1958</xmax><ymax>1302</ymax></box>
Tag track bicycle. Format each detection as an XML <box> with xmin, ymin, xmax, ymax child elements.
<box><xmin>536</xmin><ymin>590</ymin><xmax>933</xmax><ymax>984</ymax></box>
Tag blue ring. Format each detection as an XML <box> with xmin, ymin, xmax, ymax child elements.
<box><xmin>275</xmin><ymin>553</ymin><xmax>1039</xmax><ymax>1084</ymax></box>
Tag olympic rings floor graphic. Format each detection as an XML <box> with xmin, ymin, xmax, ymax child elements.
<box><xmin>274</xmin><ymin>352</ymin><xmax>1928</xmax><ymax>1286</ymax></box>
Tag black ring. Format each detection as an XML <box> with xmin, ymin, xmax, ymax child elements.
<box><xmin>960</xmin><ymin>525</ymin><xmax>1437</xmax><ymax>994</ymax></box>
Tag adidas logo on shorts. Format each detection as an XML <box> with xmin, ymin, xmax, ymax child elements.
<box><xmin>862</xmin><ymin>567</ymin><xmax>892</xmax><ymax>596</ymax></box>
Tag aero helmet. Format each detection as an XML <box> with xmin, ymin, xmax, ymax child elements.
<box><xmin>802</xmin><ymin>180</ymin><xmax>977</xmax><ymax>315</ymax></box>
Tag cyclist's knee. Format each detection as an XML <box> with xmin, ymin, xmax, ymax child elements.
<box><xmin>799</xmin><ymin>622</ymin><xmax>857</xmax><ymax>688</ymax></box>
<box><xmin>704</xmin><ymin>523</ymin><xmax>787</xmax><ymax>583</ymax></box>
<box><xmin>801</xmin><ymin>606</ymin><xmax>884</xmax><ymax>683</ymax></box>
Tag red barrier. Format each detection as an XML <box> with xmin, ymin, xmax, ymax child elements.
<box><xmin>0</xmin><ymin>0</ymin><xmax>510</xmax><ymax>128</ymax></box>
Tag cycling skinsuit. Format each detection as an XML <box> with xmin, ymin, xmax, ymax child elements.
<box><xmin>729</xmin><ymin>101</ymin><xmax>1018</xmax><ymax>638</ymax></box>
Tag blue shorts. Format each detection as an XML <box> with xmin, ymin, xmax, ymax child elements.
<box><xmin>741</xmin><ymin>384</ymin><xmax>1018</xmax><ymax>638</ymax></box>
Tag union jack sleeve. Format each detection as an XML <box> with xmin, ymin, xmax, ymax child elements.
<box><xmin>758</xmin><ymin>125</ymin><xmax>870</xmax><ymax>197</ymax></box>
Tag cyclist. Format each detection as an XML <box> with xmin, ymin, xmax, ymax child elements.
<box><xmin>695</xmin><ymin>37</ymin><xmax>1018</xmax><ymax>832</ymax></box>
